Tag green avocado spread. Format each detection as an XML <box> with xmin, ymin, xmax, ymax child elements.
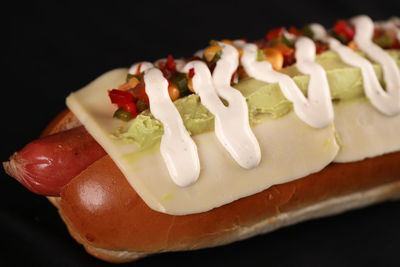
<box><xmin>114</xmin><ymin>50</ymin><xmax>400</xmax><ymax>148</ymax></box>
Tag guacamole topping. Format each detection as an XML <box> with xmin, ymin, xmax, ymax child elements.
<box><xmin>116</xmin><ymin>50</ymin><xmax>400</xmax><ymax>148</ymax></box>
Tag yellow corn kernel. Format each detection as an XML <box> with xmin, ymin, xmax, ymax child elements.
<box><xmin>168</xmin><ymin>83</ymin><xmax>180</xmax><ymax>101</ymax></box>
<box><xmin>221</xmin><ymin>39</ymin><xmax>234</xmax><ymax>45</ymax></box>
<box><xmin>118</xmin><ymin>77</ymin><xmax>140</xmax><ymax>91</ymax></box>
<box><xmin>204</xmin><ymin>45</ymin><xmax>223</xmax><ymax>62</ymax></box>
<box><xmin>128</xmin><ymin>77</ymin><xmax>140</xmax><ymax>88</ymax></box>
<box><xmin>118</xmin><ymin>82</ymin><xmax>130</xmax><ymax>91</ymax></box>
<box><xmin>347</xmin><ymin>41</ymin><xmax>358</xmax><ymax>50</ymax></box>
<box><xmin>262</xmin><ymin>48</ymin><xmax>284</xmax><ymax>71</ymax></box>
<box><xmin>187</xmin><ymin>77</ymin><xmax>195</xmax><ymax>93</ymax></box>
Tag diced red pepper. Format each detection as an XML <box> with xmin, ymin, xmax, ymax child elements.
<box><xmin>166</xmin><ymin>55</ymin><xmax>176</xmax><ymax>71</ymax></box>
<box><xmin>188</xmin><ymin>56</ymin><xmax>202</xmax><ymax>61</ymax></box>
<box><xmin>121</xmin><ymin>102</ymin><xmax>137</xmax><ymax>116</ymax></box>
<box><xmin>189</xmin><ymin>68</ymin><xmax>195</xmax><ymax>78</ymax></box>
<box><xmin>374</xmin><ymin>27</ymin><xmax>384</xmax><ymax>38</ymax></box>
<box><xmin>109</xmin><ymin>89</ymin><xmax>139</xmax><ymax>119</ymax></box>
<box><xmin>288</xmin><ymin>26</ymin><xmax>302</xmax><ymax>36</ymax></box>
<box><xmin>283</xmin><ymin>54</ymin><xmax>296</xmax><ymax>68</ymax></box>
<box><xmin>158</xmin><ymin>56</ymin><xmax>176</xmax><ymax>80</ymax></box>
<box><xmin>109</xmin><ymin>89</ymin><xmax>134</xmax><ymax>105</ymax></box>
<box><xmin>315</xmin><ymin>41</ymin><xmax>329</xmax><ymax>54</ymax></box>
<box><xmin>163</xmin><ymin>68</ymin><xmax>175</xmax><ymax>80</ymax></box>
<box><xmin>157</xmin><ymin>60</ymin><xmax>165</xmax><ymax>70</ymax></box>
<box><xmin>266</xmin><ymin>27</ymin><xmax>285</xmax><ymax>41</ymax></box>
<box><xmin>128</xmin><ymin>82</ymin><xmax>149</xmax><ymax>106</ymax></box>
<box><xmin>390</xmin><ymin>38</ymin><xmax>400</xmax><ymax>49</ymax></box>
<box><xmin>274</xmin><ymin>42</ymin><xmax>294</xmax><ymax>57</ymax></box>
<box><xmin>333</xmin><ymin>20</ymin><xmax>355</xmax><ymax>40</ymax></box>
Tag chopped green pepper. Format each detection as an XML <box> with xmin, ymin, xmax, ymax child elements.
<box><xmin>113</xmin><ymin>107</ymin><xmax>132</xmax><ymax>121</ymax></box>
<box><xmin>136</xmin><ymin>100</ymin><xmax>149</xmax><ymax>111</ymax></box>
<box><xmin>126</xmin><ymin>73</ymin><xmax>144</xmax><ymax>82</ymax></box>
<box><xmin>302</xmin><ymin>25</ymin><xmax>314</xmax><ymax>39</ymax></box>
<box><xmin>170</xmin><ymin>72</ymin><xmax>191</xmax><ymax>97</ymax></box>
<box><xmin>281</xmin><ymin>34</ymin><xmax>293</xmax><ymax>48</ymax></box>
<box><xmin>374</xmin><ymin>33</ymin><xmax>394</xmax><ymax>48</ymax></box>
<box><xmin>329</xmin><ymin>29</ymin><xmax>348</xmax><ymax>44</ymax></box>
<box><xmin>210</xmin><ymin>50</ymin><xmax>222</xmax><ymax>64</ymax></box>
<box><xmin>257</xmin><ymin>49</ymin><xmax>266</xmax><ymax>61</ymax></box>
<box><xmin>209</xmin><ymin>40</ymin><xmax>219</xmax><ymax>46</ymax></box>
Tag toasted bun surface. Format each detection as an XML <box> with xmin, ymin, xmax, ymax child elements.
<box><xmin>45</xmin><ymin>110</ymin><xmax>400</xmax><ymax>263</ymax></box>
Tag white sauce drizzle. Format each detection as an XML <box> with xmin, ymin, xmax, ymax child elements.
<box><xmin>143</xmin><ymin>68</ymin><xmax>200</xmax><ymax>187</ymax></box>
<box><xmin>232</xmin><ymin>39</ymin><xmax>246</xmax><ymax>49</ymax></box>
<box><xmin>128</xmin><ymin>61</ymin><xmax>154</xmax><ymax>75</ymax></box>
<box><xmin>182</xmin><ymin>43</ymin><xmax>261</xmax><ymax>169</ymax></box>
<box><xmin>241</xmin><ymin>38</ymin><xmax>334</xmax><ymax>128</ymax></box>
<box><xmin>310</xmin><ymin>15</ymin><xmax>400</xmax><ymax>115</ymax></box>
<box><xmin>125</xmin><ymin>15</ymin><xmax>399</xmax><ymax>187</ymax></box>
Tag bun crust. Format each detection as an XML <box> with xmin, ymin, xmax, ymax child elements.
<box><xmin>45</xmin><ymin>110</ymin><xmax>400</xmax><ymax>263</ymax></box>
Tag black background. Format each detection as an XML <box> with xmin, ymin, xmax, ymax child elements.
<box><xmin>4</xmin><ymin>1</ymin><xmax>400</xmax><ymax>266</ymax></box>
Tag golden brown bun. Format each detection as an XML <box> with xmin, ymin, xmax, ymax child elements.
<box><xmin>45</xmin><ymin>110</ymin><xmax>400</xmax><ymax>263</ymax></box>
<box><xmin>40</xmin><ymin>109</ymin><xmax>81</xmax><ymax>137</ymax></box>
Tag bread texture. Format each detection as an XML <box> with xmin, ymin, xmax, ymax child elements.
<box><xmin>48</xmin><ymin>179</ymin><xmax>400</xmax><ymax>263</ymax></box>
<box><xmin>44</xmin><ymin>110</ymin><xmax>400</xmax><ymax>263</ymax></box>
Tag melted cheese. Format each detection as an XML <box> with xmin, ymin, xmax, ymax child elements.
<box><xmin>66</xmin><ymin>68</ymin><xmax>339</xmax><ymax>215</ymax></box>
<box><xmin>66</xmin><ymin>13</ymin><xmax>400</xmax><ymax>215</ymax></box>
<box><xmin>66</xmin><ymin>68</ymin><xmax>400</xmax><ymax>215</ymax></box>
<box><xmin>333</xmin><ymin>98</ymin><xmax>400</xmax><ymax>162</ymax></box>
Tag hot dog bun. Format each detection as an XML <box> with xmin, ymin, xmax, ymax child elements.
<box><xmin>44</xmin><ymin>110</ymin><xmax>400</xmax><ymax>263</ymax></box>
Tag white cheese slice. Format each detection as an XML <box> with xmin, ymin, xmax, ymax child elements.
<box><xmin>66</xmin><ymin>69</ymin><xmax>339</xmax><ymax>215</ymax></box>
<box><xmin>333</xmin><ymin>98</ymin><xmax>400</xmax><ymax>162</ymax></box>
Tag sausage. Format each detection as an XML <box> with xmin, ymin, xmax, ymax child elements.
<box><xmin>3</xmin><ymin>126</ymin><xmax>106</xmax><ymax>196</ymax></box>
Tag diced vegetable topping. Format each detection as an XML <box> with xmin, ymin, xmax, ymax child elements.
<box><xmin>280</xmin><ymin>34</ymin><xmax>293</xmax><ymax>48</ymax></box>
<box><xmin>166</xmin><ymin>55</ymin><xmax>177</xmax><ymax>71</ymax></box>
<box><xmin>158</xmin><ymin>55</ymin><xmax>178</xmax><ymax>80</ymax></box>
<box><xmin>136</xmin><ymin>100</ymin><xmax>149</xmax><ymax>111</ymax></box>
<box><xmin>108</xmin><ymin>19</ymin><xmax>399</xmax><ymax>121</ymax></box>
<box><xmin>204</xmin><ymin>45</ymin><xmax>223</xmax><ymax>63</ymax></box>
<box><xmin>266</xmin><ymin>27</ymin><xmax>285</xmax><ymax>41</ymax></box>
<box><xmin>128</xmin><ymin>82</ymin><xmax>149</xmax><ymax>106</ymax></box>
<box><xmin>170</xmin><ymin>72</ymin><xmax>190</xmax><ymax>97</ymax></box>
<box><xmin>109</xmin><ymin>89</ymin><xmax>134</xmax><ymax>105</ymax></box>
<box><xmin>109</xmin><ymin>89</ymin><xmax>138</xmax><ymax>120</ymax></box>
<box><xmin>288</xmin><ymin>26</ymin><xmax>303</xmax><ymax>36</ymax></box>
<box><xmin>126</xmin><ymin>73</ymin><xmax>144</xmax><ymax>82</ymax></box>
<box><xmin>168</xmin><ymin>83</ymin><xmax>180</xmax><ymax>101</ymax></box>
<box><xmin>315</xmin><ymin>41</ymin><xmax>328</xmax><ymax>54</ymax></box>
<box><xmin>374</xmin><ymin>32</ymin><xmax>394</xmax><ymax>48</ymax></box>
<box><xmin>113</xmin><ymin>107</ymin><xmax>133</xmax><ymax>121</ymax></box>
<box><xmin>302</xmin><ymin>25</ymin><xmax>314</xmax><ymax>38</ymax></box>
<box><xmin>262</xmin><ymin>48</ymin><xmax>284</xmax><ymax>71</ymax></box>
<box><xmin>274</xmin><ymin>42</ymin><xmax>294</xmax><ymax>56</ymax></box>
<box><xmin>256</xmin><ymin>49</ymin><xmax>266</xmax><ymax>61</ymax></box>
<box><xmin>333</xmin><ymin>20</ymin><xmax>355</xmax><ymax>40</ymax></box>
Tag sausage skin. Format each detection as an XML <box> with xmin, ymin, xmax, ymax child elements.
<box><xmin>3</xmin><ymin>126</ymin><xmax>106</xmax><ymax>196</ymax></box>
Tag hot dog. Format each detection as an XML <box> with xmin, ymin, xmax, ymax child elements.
<box><xmin>3</xmin><ymin>15</ymin><xmax>400</xmax><ymax>263</ymax></box>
